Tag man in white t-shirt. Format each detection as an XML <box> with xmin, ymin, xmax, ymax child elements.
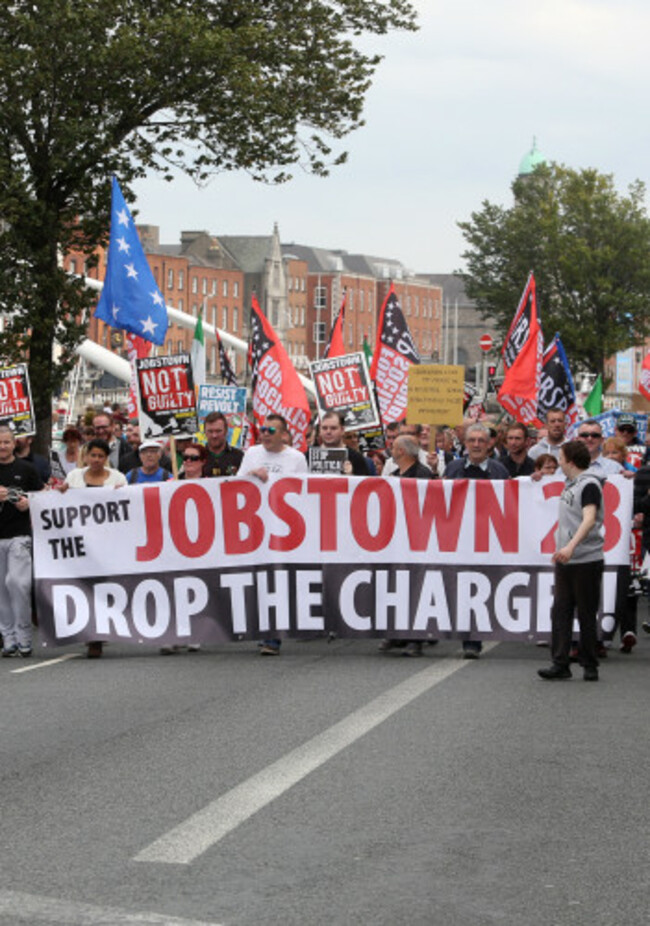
<box><xmin>239</xmin><ymin>414</ymin><xmax>308</xmax><ymax>481</ymax></box>
<box><xmin>238</xmin><ymin>415</ymin><xmax>308</xmax><ymax>655</ymax></box>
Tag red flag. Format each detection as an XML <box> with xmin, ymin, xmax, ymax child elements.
<box><xmin>369</xmin><ymin>284</ymin><xmax>420</xmax><ymax>424</ymax></box>
<box><xmin>125</xmin><ymin>333</ymin><xmax>153</xmax><ymax>419</ymax></box>
<box><xmin>323</xmin><ymin>293</ymin><xmax>346</xmax><ymax>359</ymax></box>
<box><xmin>497</xmin><ymin>274</ymin><xmax>544</xmax><ymax>424</ymax></box>
<box><xmin>249</xmin><ymin>295</ymin><xmax>311</xmax><ymax>450</ymax></box>
<box><xmin>640</xmin><ymin>349</ymin><xmax>650</xmax><ymax>401</ymax></box>
<box><xmin>502</xmin><ymin>272</ymin><xmax>536</xmax><ymax>372</ymax></box>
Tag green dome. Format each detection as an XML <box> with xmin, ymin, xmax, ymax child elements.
<box><xmin>518</xmin><ymin>138</ymin><xmax>546</xmax><ymax>175</ymax></box>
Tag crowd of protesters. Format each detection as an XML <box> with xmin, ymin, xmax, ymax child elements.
<box><xmin>0</xmin><ymin>400</ymin><xmax>649</xmax><ymax>677</ymax></box>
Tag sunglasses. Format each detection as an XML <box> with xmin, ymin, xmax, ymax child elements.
<box><xmin>260</xmin><ymin>426</ymin><xmax>277</xmax><ymax>435</ymax></box>
<box><xmin>182</xmin><ymin>455</ymin><xmax>202</xmax><ymax>462</ymax></box>
<box><xmin>578</xmin><ymin>432</ymin><xmax>601</xmax><ymax>439</ymax></box>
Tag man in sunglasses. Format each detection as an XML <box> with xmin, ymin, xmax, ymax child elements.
<box><xmin>576</xmin><ymin>421</ymin><xmax>624</xmax><ymax>475</ymax></box>
<box><xmin>239</xmin><ymin>415</ymin><xmax>308</xmax><ymax>482</ymax></box>
<box><xmin>238</xmin><ymin>414</ymin><xmax>308</xmax><ymax>656</ymax></box>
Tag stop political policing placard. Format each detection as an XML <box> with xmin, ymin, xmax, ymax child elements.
<box><xmin>0</xmin><ymin>363</ymin><xmax>35</xmax><ymax>436</ymax></box>
<box><xmin>135</xmin><ymin>353</ymin><xmax>198</xmax><ymax>439</ymax></box>
<box><xmin>310</xmin><ymin>352</ymin><xmax>380</xmax><ymax>431</ymax></box>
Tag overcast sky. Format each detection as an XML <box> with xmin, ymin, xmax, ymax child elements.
<box><xmin>132</xmin><ymin>0</ymin><xmax>650</xmax><ymax>274</ymax></box>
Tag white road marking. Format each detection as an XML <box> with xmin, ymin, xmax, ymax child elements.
<box><xmin>0</xmin><ymin>890</ymin><xmax>220</xmax><ymax>924</ymax></box>
<box><xmin>10</xmin><ymin>653</ymin><xmax>80</xmax><ymax>674</ymax></box>
<box><xmin>136</xmin><ymin>644</ymin><xmax>498</xmax><ymax>865</ymax></box>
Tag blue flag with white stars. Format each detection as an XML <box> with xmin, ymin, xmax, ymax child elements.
<box><xmin>95</xmin><ymin>176</ymin><xmax>168</xmax><ymax>345</ymax></box>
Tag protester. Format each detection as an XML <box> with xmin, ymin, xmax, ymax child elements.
<box><xmin>382</xmin><ymin>422</ymin><xmax>432</xmax><ymax>476</ymax></box>
<box><xmin>311</xmin><ymin>411</ymin><xmax>369</xmax><ymax>474</ymax></box>
<box><xmin>203</xmin><ymin>411</ymin><xmax>243</xmax><ymax>477</ymax></box>
<box><xmin>59</xmin><ymin>438</ymin><xmax>127</xmax><ymax>658</ymax></box>
<box><xmin>0</xmin><ymin>425</ymin><xmax>42</xmax><ymax>658</ymax></box>
<box><xmin>379</xmin><ymin>434</ymin><xmax>434</xmax><ymax>658</ymax></box>
<box><xmin>126</xmin><ymin>440</ymin><xmax>172</xmax><ymax>484</ymax></box>
<box><xmin>533</xmin><ymin>453</ymin><xmax>559</xmax><ymax>476</ymax></box>
<box><xmin>178</xmin><ymin>443</ymin><xmax>208</xmax><ymax>480</ymax></box>
<box><xmin>603</xmin><ymin>437</ymin><xmax>636</xmax><ymax>472</ymax></box>
<box><xmin>575</xmin><ymin>420</ymin><xmax>625</xmax><ymax>475</ymax></box>
<box><xmin>501</xmin><ymin>422</ymin><xmax>535</xmax><ymax>477</ymax></box>
<box><xmin>444</xmin><ymin>423</ymin><xmax>510</xmax><ymax>657</ymax></box>
<box><xmin>50</xmin><ymin>427</ymin><xmax>83</xmax><ymax>480</ymax></box>
<box><xmin>614</xmin><ymin>413</ymin><xmax>648</xmax><ymax>468</ymax></box>
<box><xmin>538</xmin><ymin>440</ymin><xmax>605</xmax><ymax>681</ymax></box>
<box><xmin>239</xmin><ymin>414</ymin><xmax>308</xmax><ymax>655</ymax></box>
<box><xmin>15</xmin><ymin>434</ymin><xmax>51</xmax><ymax>483</ymax></box>
<box><xmin>528</xmin><ymin>409</ymin><xmax>568</xmax><ymax>461</ymax></box>
<box><xmin>92</xmin><ymin>411</ymin><xmax>129</xmax><ymax>471</ymax></box>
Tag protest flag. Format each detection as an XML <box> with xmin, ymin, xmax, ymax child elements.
<box><xmin>216</xmin><ymin>329</ymin><xmax>239</xmax><ymax>386</ymax></box>
<box><xmin>583</xmin><ymin>374</ymin><xmax>603</xmax><ymax>417</ymax></box>
<box><xmin>95</xmin><ymin>177</ymin><xmax>168</xmax><ymax>345</ymax></box>
<box><xmin>501</xmin><ymin>271</ymin><xmax>537</xmax><ymax>373</ymax></box>
<box><xmin>249</xmin><ymin>295</ymin><xmax>311</xmax><ymax>450</ymax></box>
<box><xmin>369</xmin><ymin>283</ymin><xmax>420</xmax><ymax>423</ymax></box>
<box><xmin>362</xmin><ymin>335</ymin><xmax>373</xmax><ymax>367</ymax></box>
<box><xmin>190</xmin><ymin>309</ymin><xmax>206</xmax><ymax>388</ymax></box>
<box><xmin>639</xmin><ymin>350</ymin><xmax>650</xmax><ymax>402</ymax></box>
<box><xmin>323</xmin><ymin>293</ymin><xmax>346</xmax><ymax>359</ymax></box>
<box><xmin>497</xmin><ymin>273</ymin><xmax>544</xmax><ymax>423</ymax></box>
<box><xmin>537</xmin><ymin>334</ymin><xmax>579</xmax><ymax>432</ymax></box>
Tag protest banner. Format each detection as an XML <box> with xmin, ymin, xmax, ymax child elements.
<box><xmin>407</xmin><ymin>365</ymin><xmax>464</xmax><ymax>427</ymax></box>
<box><xmin>0</xmin><ymin>363</ymin><xmax>35</xmax><ymax>436</ymax></box>
<box><xmin>32</xmin><ymin>475</ymin><xmax>632</xmax><ymax>649</ymax></box>
<box><xmin>135</xmin><ymin>353</ymin><xmax>198</xmax><ymax>439</ymax></box>
<box><xmin>197</xmin><ymin>384</ymin><xmax>247</xmax><ymax>448</ymax></box>
<box><xmin>310</xmin><ymin>352</ymin><xmax>380</xmax><ymax>431</ymax></box>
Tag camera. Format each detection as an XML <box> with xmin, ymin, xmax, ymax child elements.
<box><xmin>5</xmin><ymin>487</ymin><xmax>26</xmax><ymax>503</ymax></box>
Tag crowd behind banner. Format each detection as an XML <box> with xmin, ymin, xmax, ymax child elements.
<box><xmin>0</xmin><ymin>391</ymin><xmax>648</xmax><ymax>665</ymax></box>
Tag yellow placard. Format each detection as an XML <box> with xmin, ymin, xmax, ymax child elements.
<box><xmin>407</xmin><ymin>364</ymin><xmax>465</xmax><ymax>427</ymax></box>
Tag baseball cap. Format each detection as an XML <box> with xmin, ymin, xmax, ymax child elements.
<box><xmin>139</xmin><ymin>439</ymin><xmax>162</xmax><ymax>452</ymax></box>
<box><xmin>616</xmin><ymin>413</ymin><xmax>636</xmax><ymax>430</ymax></box>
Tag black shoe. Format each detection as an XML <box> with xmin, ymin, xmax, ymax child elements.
<box><xmin>583</xmin><ymin>666</ymin><xmax>599</xmax><ymax>681</ymax></box>
<box><xmin>403</xmin><ymin>642</ymin><xmax>423</xmax><ymax>657</ymax></box>
<box><xmin>538</xmin><ymin>664</ymin><xmax>572</xmax><ymax>680</ymax></box>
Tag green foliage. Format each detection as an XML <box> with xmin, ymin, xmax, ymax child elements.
<box><xmin>0</xmin><ymin>0</ymin><xmax>417</xmax><ymax>440</ymax></box>
<box><xmin>458</xmin><ymin>163</ymin><xmax>650</xmax><ymax>377</ymax></box>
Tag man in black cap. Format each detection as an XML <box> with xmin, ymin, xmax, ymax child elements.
<box><xmin>615</xmin><ymin>413</ymin><xmax>648</xmax><ymax>470</ymax></box>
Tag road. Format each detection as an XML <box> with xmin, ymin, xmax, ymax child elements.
<box><xmin>1</xmin><ymin>607</ymin><xmax>649</xmax><ymax>926</ymax></box>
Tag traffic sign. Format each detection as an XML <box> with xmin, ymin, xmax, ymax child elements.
<box><xmin>479</xmin><ymin>334</ymin><xmax>493</xmax><ymax>352</ymax></box>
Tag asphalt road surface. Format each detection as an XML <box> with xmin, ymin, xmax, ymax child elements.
<box><xmin>1</xmin><ymin>607</ymin><xmax>649</xmax><ymax>926</ymax></box>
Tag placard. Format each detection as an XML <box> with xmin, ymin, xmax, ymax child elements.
<box><xmin>135</xmin><ymin>353</ymin><xmax>198</xmax><ymax>439</ymax></box>
<box><xmin>407</xmin><ymin>365</ymin><xmax>464</xmax><ymax>427</ymax></box>
<box><xmin>310</xmin><ymin>352</ymin><xmax>380</xmax><ymax>431</ymax></box>
<box><xmin>0</xmin><ymin>363</ymin><xmax>35</xmax><ymax>436</ymax></box>
<box><xmin>308</xmin><ymin>447</ymin><xmax>347</xmax><ymax>474</ymax></box>
<box><xmin>198</xmin><ymin>384</ymin><xmax>247</xmax><ymax>448</ymax></box>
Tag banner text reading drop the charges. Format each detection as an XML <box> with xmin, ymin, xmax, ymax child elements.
<box><xmin>31</xmin><ymin>475</ymin><xmax>632</xmax><ymax>647</ymax></box>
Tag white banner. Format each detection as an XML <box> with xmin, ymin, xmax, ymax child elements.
<box><xmin>31</xmin><ymin>476</ymin><xmax>633</xmax><ymax>647</ymax></box>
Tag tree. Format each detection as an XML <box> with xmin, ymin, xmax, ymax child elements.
<box><xmin>0</xmin><ymin>0</ymin><xmax>417</xmax><ymax>447</ymax></box>
<box><xmin>458</xmin><ymin>163</ymin><xmax>650</xmax><ymax>380</ymax></box>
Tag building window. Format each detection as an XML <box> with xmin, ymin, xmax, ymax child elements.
<box><xmin>348</xmin><ymin>291</ymin><xmax>354</xmax><ymax>313</ymax></box>
<box><xmin>191</xmin><ymin>276</ymin><xmax>198</xmax><ymax>294</ymax></box>
<box><xmin>167</xmin><ymin>268</ymin><xmax>174</xmax><ymax>289</ymax></box>
<box><xmin>223</xmin><ymin>280</ymin><xmax>228</xmax><ymax>297</ymax></box>
<box><xmin>314</xmin><ymin>286</ymin><xmax>327</xmax><ymax>310</ymax></box>
<box><xmin>223</xmin><ymin>307</ymin><xmax>228</xmax><ymax>330</ymax></box>
<box><xmin>233</xmin><ymin>307</ymin><xmax>239</xmax><ymax>332</ymax></box>
<box><xmin>359</xmin><ymin>290</ymin><xmax>364</xmax><ymax>313</ymax></box>
<box><xmin>178</xmin><ymin>298</ymin><xmax>183</xmax><ymax>312</ymax></box>
<box><xmin>69</xmin><ymin>259</ymin><xmax>77</xmax><ymax>274</ymax></box>
<box><xmin>201</xmin><ymin>278</ymin><xmax>207</xmax><ymax>295</ymax></box>
<box><xmin>233</xmin><ymin>281</ymin><xmax>239</xmax><ymax>298</ymax></box>
<box><xmin>211</xmin><ymin>279</ymin><xmax>217</xmax><ymax>296</ymax></box>
<box><xmin>178</xmin><ymin>270</ymin><xmax>184</xmax><ymax>289</ymax></box>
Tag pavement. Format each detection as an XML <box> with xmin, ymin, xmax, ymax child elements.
<box><xmin>1</xmin><ymin>601</ymin><xmax>649</xmax><ymax>926</ymax></box>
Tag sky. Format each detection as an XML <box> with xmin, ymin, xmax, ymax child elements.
<box><xmin>132</xmin><ymin>0</ymin><xmax>650</xmax><ymax>275</ymax></box>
